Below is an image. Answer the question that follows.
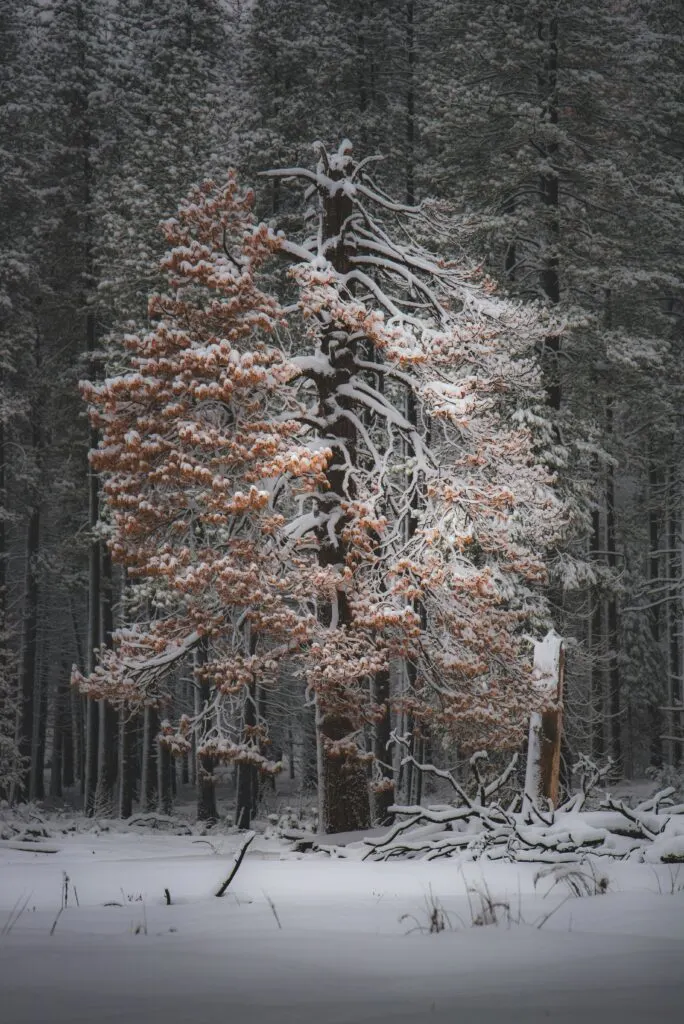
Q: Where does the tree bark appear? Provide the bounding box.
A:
[371,667,394,824]
[591,506,605,761]
[96,547,118,811]
[117,710,135,818]
[667,465,682,765]
[195,642,218,822]
[311,155,371,832]
[157,735,173,815]
[405,1,415,206]
[140,705,159,811]
[18,478,40,801]
[605,396,621,769]
[49,670,70,800]
[648,461,664,767]
[234,680,257,829]
[61,688,75,789]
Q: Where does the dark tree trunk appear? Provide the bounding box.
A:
[591,506,605,761]
[537,15,561,404]
[18,327,43,803]
[196,747,218,819]
[157,736,173,815]
[195,642,218,822]
[84,697,99,815]
[235,681,257,829]
[313,152,372,833]
[301,700,318,791]
[96,547,118,811]
[536,15,565,802]
[62,688,75,789]
[49,669,70,799]
[84,306,100,816]
[255,684,275,811]
[405,1,415,206]
[605,396,621,769]
[648,462,664,767]
[287,721,295,780]
[50,705,63,800]
[117,710,136,818]
[398,389,422,806]
[371,668,394,824]
[18,486,40,801]
[141,705,159,811]
[30,637,48,802]
[68,599,84,789]
[668,466,682,766]
[0,388,5,605]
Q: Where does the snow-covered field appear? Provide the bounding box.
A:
[1,823,683,1024]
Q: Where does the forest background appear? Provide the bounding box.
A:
[0,0,682,825]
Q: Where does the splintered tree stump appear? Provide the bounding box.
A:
[524,632,565,810]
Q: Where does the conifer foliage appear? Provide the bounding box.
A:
[73,175,327,819]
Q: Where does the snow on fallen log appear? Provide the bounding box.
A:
[0,841,61,854]
[357,752,684,864]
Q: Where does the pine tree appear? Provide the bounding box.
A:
[77,144,580,832]
[74,175,326,822]
[266,141,576,828]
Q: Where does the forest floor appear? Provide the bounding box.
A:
[0,810,683,1024]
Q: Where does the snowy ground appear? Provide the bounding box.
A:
[1,825,683,1024]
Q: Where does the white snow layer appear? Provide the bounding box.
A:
[0,828,683,1023]
[532,629,564,696]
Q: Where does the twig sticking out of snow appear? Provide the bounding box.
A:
[263,891,282,929]
[215,831,256,897]
[2,891,33,936]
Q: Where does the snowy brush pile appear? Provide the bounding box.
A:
[351,757,684,865]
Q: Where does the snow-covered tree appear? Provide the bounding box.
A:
[74,175,328,822]
[266,141,576,829]
[78,142,578,831]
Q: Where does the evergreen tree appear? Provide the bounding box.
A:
[78,145,578,831]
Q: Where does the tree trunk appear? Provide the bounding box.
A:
[667,465,682,765]
[49,671,70,800]
[30,648,48,801]
[605,396,621,769]
[311,151,370,833]
[140,705,159,811]
[18,493,40,801]
[405,1,415,206]
[62,688,75,789]
[524,637,565,810]
[117,710,135,818]
[590,506,605,761]
[234,680,257,829]
[195,642,218,822]
[371,667,394,824]
[84,698,98,815]
[84,306,100,815]
[68,600,84,789]
[648,461,664,766]
[301,699,318,791]
[157,736,173,815]
[287,720,295,780]
[96,547,118,811]
[535,15,565,803]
